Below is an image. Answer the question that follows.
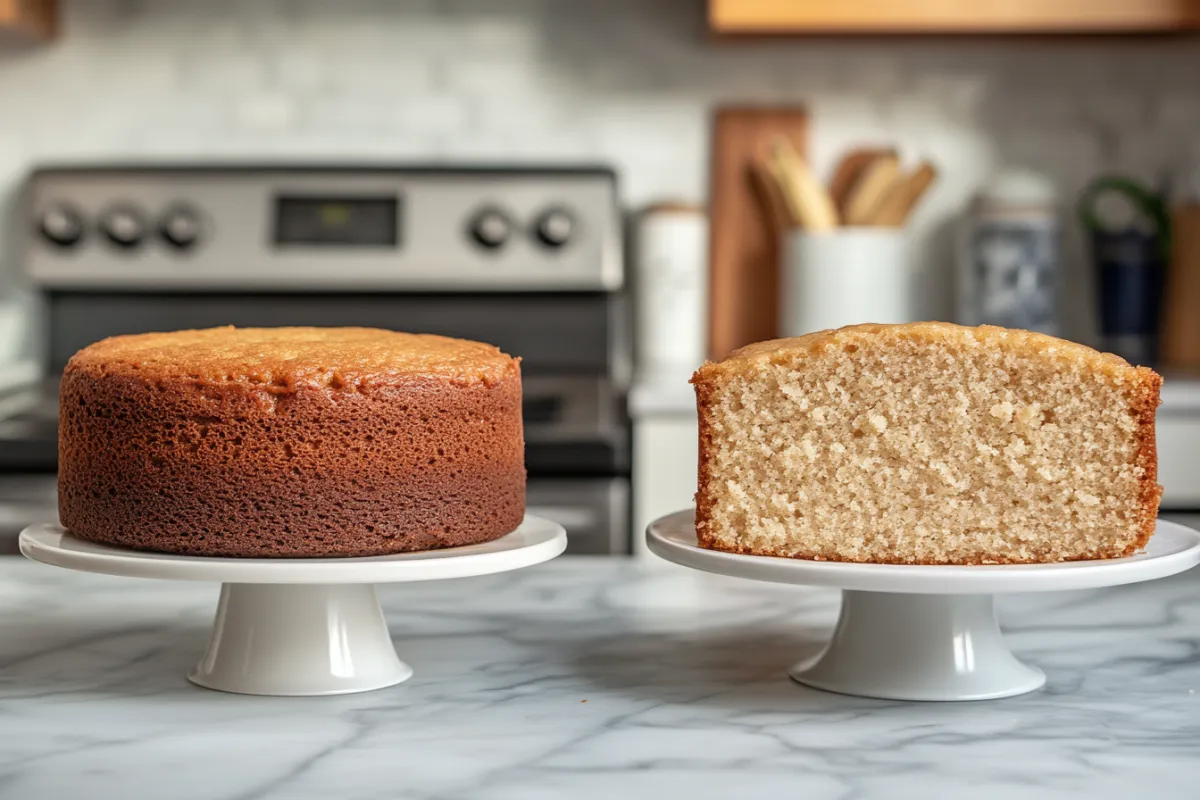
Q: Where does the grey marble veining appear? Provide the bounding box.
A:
[1,557,1199,800]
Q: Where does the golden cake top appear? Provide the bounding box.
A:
[66,326,519,390]
[694,322,1153,386]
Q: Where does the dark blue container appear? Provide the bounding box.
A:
[1091,230,1164,367]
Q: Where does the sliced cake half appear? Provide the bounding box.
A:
[691,322,1162,565]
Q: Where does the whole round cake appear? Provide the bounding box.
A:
[58,326,525,558]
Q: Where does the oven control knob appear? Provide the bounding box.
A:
[38,204,85,248]
[159,205,204,250]
[533,207,575,248]
[101,205,146,248]
[468,207,513,250]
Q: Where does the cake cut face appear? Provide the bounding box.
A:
[59,326,525,558]
[692,322,1162,565]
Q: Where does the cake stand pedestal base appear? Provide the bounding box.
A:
[19,516,567,696]
[788,591,1045,701]
[189,583,412,696]
[647,509,1200,702]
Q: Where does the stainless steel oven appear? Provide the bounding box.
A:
[0,165,631,555]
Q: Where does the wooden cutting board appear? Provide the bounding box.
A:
[1161,204,1200,369]
[707,106,807,360]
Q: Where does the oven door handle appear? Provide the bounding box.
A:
[524,478,629,555]
[524,505,597,531]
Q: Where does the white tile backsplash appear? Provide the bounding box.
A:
[234,92,297,131]
[1,0,1199,339]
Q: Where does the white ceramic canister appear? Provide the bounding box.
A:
[780,228,911,337]
[958,169,1060,335]
[634,203,708,376]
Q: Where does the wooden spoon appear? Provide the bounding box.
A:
[830,147,896,220]
[768,138,839,232]
[867,161,938,227]
[842,152,901,226]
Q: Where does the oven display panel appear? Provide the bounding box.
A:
[273,195,400,247]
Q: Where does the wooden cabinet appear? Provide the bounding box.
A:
[710,0,1200,33]
[0,0,56,45]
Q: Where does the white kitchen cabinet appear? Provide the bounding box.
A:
[632,416,698,557]
[630,381,698,557]
[1157,416,1200,507]
[1158,379,1200,510]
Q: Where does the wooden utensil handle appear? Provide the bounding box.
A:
[868,162,937,227]
[769,139,838,231]
[843,154,900,226]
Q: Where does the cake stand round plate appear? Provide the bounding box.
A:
[20,516,567,697]
[647,510,1200,702]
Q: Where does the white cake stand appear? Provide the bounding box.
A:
[647,510,1200,702]
[20,517,567,697]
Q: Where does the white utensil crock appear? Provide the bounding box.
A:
[780,229,912,337]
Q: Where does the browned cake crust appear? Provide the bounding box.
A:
[58,327,525,558]
[1129,373,1163,557]
[692,323,1163,565]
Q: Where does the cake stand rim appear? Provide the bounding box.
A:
[18,515,567,584]
[646,509,1200,594]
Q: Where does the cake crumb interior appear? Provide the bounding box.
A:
[695,325,1159,565]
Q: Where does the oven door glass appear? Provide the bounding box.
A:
[525,478,629,556]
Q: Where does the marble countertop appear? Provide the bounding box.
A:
[2,556,1199,800]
